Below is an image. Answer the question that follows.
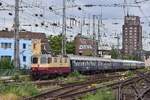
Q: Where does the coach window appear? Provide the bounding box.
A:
[54,57,57,63]
[48,57,52,63]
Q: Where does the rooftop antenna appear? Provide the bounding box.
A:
[123,0,129,16]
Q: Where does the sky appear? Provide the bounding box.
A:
[0,0,150,50]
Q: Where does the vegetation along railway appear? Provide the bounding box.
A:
[31,54,145,79]
[24,71,150,100]
[24,72,126,100]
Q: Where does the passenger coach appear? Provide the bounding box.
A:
[69,55,145,73]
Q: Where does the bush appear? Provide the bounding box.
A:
[0,58,14,69]
[68,71,82,78]
[126,71,134,77]
[0,83,39,97]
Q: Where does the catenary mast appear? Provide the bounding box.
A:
[62,0,66,56]
[14,0,20,68]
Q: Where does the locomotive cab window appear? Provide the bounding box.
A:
[60,58,62,63]
[41,56,47,64]
[54,57,57,63]
[48,57,52,63]
[32,57,38,64]
[64,58,67,63]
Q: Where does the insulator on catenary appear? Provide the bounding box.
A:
[78,7,82,10]
[8,12,13,16]
[40,14,43,17]
[49,6,53,10]
[35,24,38,27]
[41,22,44,26]
[35,14,38,16]
[0,2,2,6]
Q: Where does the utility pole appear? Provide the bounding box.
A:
[88,15,90,35]
[62,0,66,56]
[98,15,102,57]
[80,17,83,35]
[93,15,96,56]
[14,0,20,68]
[93,15,96,40]
[114,34,120,58]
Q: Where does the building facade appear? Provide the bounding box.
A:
[74,34,97,56]
[32,39,42,56]
[0,31,50,69]
[122,16,142,56]
[0,38,32,69]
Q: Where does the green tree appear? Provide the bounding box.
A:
[48,35,75,55]
[66,41,75,54]
[122,54,140,61]
[110,48,118,59]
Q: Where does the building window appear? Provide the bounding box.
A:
[23,43,26,49]
[129,32,132,35]
[1,56,11,60]
[1,43,11,49]
[129,30,132,32]
[23,56,26,62]
[129,36,132,38]
[33,44,36,49]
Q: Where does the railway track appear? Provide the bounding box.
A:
[24,74,126,100]
[51,73,147,100]
[114,71,150,100]
[25,71,150,100]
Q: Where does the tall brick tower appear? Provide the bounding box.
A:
[122,15,142,57]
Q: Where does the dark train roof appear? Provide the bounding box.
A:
[68,55,144,63]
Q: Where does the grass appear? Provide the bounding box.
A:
[68,71,82,78]
[125,70,134,77]
[0,93,21,100]
[57,71,86,84]
[82,88,115,100]
[0,82,39,99]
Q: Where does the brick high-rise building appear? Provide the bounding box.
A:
[122,16,142,56]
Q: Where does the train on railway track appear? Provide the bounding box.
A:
[31,54,145,78]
